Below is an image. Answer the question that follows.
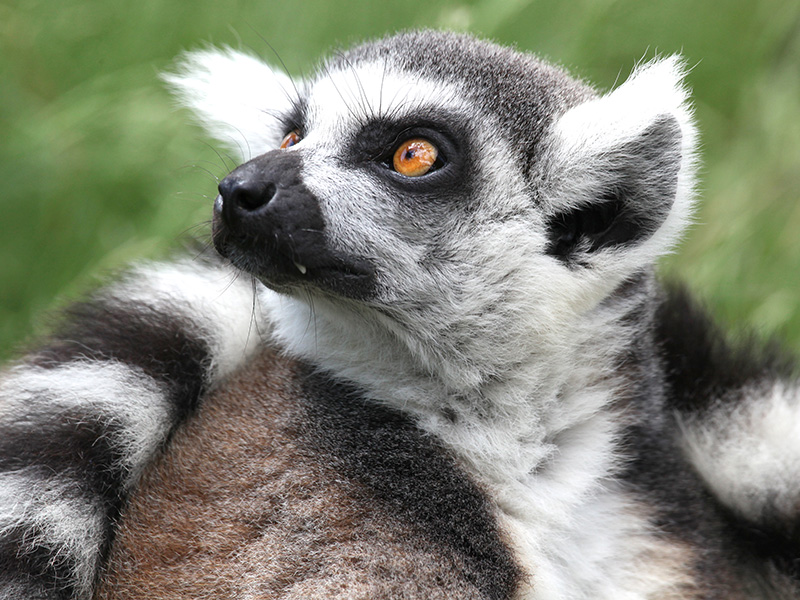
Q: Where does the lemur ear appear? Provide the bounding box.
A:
[543,57,697,264]
[162,48,299,161]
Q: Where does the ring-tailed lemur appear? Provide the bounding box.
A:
[1,30,798,599]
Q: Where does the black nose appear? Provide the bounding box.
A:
[218,172,277,221]
[216,149,309,227]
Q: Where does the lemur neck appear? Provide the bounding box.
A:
[260,278,652,483]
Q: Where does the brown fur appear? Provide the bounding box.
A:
[95,350,490,599]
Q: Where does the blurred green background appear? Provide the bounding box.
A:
[1,0,799,359]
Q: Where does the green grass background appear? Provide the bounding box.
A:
[1,0,799,359]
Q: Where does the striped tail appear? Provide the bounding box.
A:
[0,253,263,599]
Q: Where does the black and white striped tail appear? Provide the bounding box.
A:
[657,287,800,579]
[0,253,261,599]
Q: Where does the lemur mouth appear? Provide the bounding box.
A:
[211,193,376,299]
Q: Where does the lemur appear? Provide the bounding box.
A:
[1,30,798,599]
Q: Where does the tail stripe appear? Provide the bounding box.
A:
[0,256,260,599]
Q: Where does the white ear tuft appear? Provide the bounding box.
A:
[558,56,695,154]
[162,48,299,162]
[544,56,698,267]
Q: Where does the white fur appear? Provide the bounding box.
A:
[0,362,170,597]
[680,380,800,524]
[0,471,104,597]
[113,258,265,380]
[0,362,169,486]
[304,61,469,144]
[163,48,299,161]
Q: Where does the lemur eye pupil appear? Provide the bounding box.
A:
[280,130,301,149]
[393,138,439,177]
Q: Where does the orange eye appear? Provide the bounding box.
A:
[392,138,439,177]
[280,130,301,149]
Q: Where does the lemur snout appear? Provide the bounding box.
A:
[212,150,325,279]
[211,150,376,296]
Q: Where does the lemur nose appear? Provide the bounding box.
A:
[218,174,277,219]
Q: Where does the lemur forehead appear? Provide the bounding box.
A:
[304,61,469,136]
[309,31,596,157]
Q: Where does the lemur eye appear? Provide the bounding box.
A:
[280,130,302,149]
[392,138,440,177]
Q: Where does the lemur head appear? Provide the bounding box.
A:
[167,31,696,389]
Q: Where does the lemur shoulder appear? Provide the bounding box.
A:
[1,30,798,599]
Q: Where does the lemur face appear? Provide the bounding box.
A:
[210,72,474,303]
[170,31,695,374]
[211,33,586,308]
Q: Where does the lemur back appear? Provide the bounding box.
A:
[95,349,519,599]
[1,31,798,599]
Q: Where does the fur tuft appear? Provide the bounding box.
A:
[163,48,299,161]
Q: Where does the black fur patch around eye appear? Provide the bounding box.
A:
[348,112,465,163]
[346,113,471,193]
